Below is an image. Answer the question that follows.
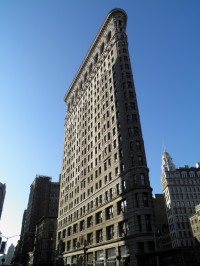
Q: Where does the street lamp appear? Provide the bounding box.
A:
[0,234,20,265]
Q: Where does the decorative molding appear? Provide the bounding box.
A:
[64,9,127,105]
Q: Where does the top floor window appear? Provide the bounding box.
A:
[100,42,104,54]
[189,171,195,178]
[94,53,98,64]
[89,63,93,73]
[181,171,187,178]
[107,31,111,43]
[84,72,87,82]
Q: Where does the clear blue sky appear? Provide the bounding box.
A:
[0,0,200,248]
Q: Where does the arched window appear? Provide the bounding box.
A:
[84,72,87,82]
[100,42,104,54]
[94,53,98,64]
[79,81,82,90]
[89,63,93,73]
[107,31,111,43]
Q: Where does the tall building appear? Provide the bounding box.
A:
[5,244,15,265]
[161,151,200,248]
[20,175,59,264]
[0,183,6,219]
[57,8,155,266]
[12,209,27,264]
[153,194,171,250]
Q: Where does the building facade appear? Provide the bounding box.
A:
[153,194,171,250]
[19,175,59,264]
[57,9,156,266]
[33,216,57,266]
[14,209,27,263]
[161,151,200,248]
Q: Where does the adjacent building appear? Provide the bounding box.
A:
[19,175,59,264]
[190,203,200,244]
[161,151,200,248]
[57,8,156,266]
[153,194,171,250]
[33,216,57,266]
[5,244,15,265]
[0,183,6,219]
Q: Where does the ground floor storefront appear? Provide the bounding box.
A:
[58,245,130,266]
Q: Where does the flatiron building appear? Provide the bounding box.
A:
[57,8,155,266]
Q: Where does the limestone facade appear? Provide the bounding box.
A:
[57,8,155,266]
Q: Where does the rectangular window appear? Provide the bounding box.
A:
[136,140,141,151]
[140,174,145,185]
[67,226,71,236]
[118,221,129,237]
[130,102,136,110]
[73,224,78,234]
[115,167,119,176]
[127,81,132,88]
[106,206,114,220]
[117,199,127,214]
[138,156,143,166]
[87,216,93,228]
[80,220,85,231]
[106,225,114,240]
[67,240,71,251]
[120,163,125,173]
[145,214,152,231]
[96,211,102,224]
[109,172,112,181]
[104,175,108,183]
[121,180,126,191]
[142,192,149,207]
[62,229,66,238]
[134,127,139,136]
[87,233,93,245]
[99,195,102,204]
[73,238,77,249]
[96,229,103,243]
[129,91,133,98]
